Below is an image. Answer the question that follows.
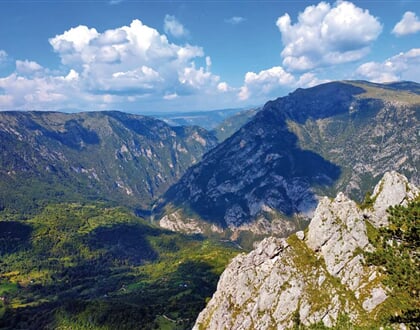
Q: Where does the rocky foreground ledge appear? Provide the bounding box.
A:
[194,172,419,330]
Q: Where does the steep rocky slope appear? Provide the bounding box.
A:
[0,111,217,213]
[157,81,420,242]
[194,171,419,329]
[287,81,420,198]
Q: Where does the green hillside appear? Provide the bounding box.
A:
[0,204,239,329]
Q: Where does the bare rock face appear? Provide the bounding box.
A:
[193,172,418,329]
[367,171,419,227]
[159,212,204,234]
[307,193,369,287]
[158,210,224,235]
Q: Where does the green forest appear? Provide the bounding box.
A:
[0,203,239,329]
[364,195,420,327]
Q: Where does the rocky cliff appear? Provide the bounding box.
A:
[193,171,419,329]
[158,81,420,243]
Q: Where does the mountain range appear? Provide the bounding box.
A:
[0,80,419,329]
[0,111,217,215]
[156,81,420,246]
[155,107,256,132]
[0,81,418,245]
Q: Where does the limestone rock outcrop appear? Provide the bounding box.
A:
[193,172,418,329]
[367,171,419,227]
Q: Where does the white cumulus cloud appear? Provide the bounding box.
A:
[164,15,189,38]
[179,62,220,93]
[238,66,295,101]
[277,1,382,71]
[217,82,233,93]
[356,48,420,82]
[50,25,99,62]
[49,21,213,94]
[392,11,420,36]
[0,19,225,110]
[16,60,43,75]
[296,72,328,88]
[0,71,80,110]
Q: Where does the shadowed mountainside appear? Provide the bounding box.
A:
[157,81,420,244]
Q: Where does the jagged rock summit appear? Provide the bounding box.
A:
[367,171,419,228]
[193,172,419,329]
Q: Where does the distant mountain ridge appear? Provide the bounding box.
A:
[155,108,250,130]
[155,107,260,142]
[0,111,217,214]
[157,80,420,244]
[212,108,260,142]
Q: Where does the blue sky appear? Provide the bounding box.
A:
[0,0,419,113]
